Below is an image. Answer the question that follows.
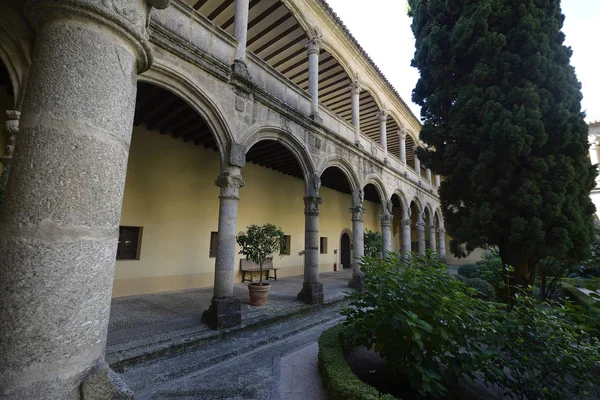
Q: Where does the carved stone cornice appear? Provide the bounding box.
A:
[349,206,366,221]
[304,195,323,214]
[25,0,170,73]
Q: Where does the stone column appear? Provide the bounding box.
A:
[414,146,421,178]
[402,217,412,256]
[203,167,244,329]
[399,130,407,164]
[438,228,447,262]
[0,110,21,186]
[428,224,437,253]
[380,212,392,255]
[417,213,426,256]
[0,1,169,398]
[297,178,324,304]
[435,174,441,188]
[350,82,361,146]
[426,168,432,184]
[233,0,250,65]
[349,188,365,288]
[589,136,599,165]
[307,36,321,121]
[378,110,388,163]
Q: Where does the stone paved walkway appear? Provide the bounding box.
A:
[106,269,353,365]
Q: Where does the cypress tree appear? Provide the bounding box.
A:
[408,0,596,285]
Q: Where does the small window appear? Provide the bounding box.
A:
[320,237,328,254]
[117,226,142,260]
[281,235,291,255]
[209,231,218,258]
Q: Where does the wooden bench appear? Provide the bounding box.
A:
[240,258,278,283]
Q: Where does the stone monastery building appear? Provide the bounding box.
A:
[0,0,450,397]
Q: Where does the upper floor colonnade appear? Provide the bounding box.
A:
[0,0,445,398]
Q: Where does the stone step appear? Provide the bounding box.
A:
[107,296,346,371]
[117,304,345,398]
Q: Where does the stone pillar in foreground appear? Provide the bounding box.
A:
[438,228,447,262]
[0,110,21,187]
[378,110,388,163]
[0,1,169,398]
[298,175,323,304]
[380,201,393,255]
[399,130,407,164]
[203,166,244,329]
[350,81,361,146]
[349,188,365,289]
[428,224,437,253]
[402,215,412,257]
[417,213,426,256]
[306,32,321,122]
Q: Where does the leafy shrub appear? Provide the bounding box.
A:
[457,263,478,278]
[473,254,504,288]
[453,274,468,283]
[562,277,600,291]
[318,325,396,400]
[480,294,600,399]
[364,230,383,258]
[343,253,489,399]
[465,278,495,300]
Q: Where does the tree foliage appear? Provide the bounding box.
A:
[364,229,383,258]
[236,223,285,285]
[409,0,596,286]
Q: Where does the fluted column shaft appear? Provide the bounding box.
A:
[307,38,321,120]
[350,82,361,146]
[234,0,250,63]
[428,224,437,253]
[417,213,426,256]
[0,1,168,397]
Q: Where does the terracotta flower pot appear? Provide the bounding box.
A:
[248,283,271,306]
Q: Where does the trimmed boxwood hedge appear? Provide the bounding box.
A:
[465,278,496,300]
[318,324,397,400]
[562,278,600,291]
[457,263,478,278]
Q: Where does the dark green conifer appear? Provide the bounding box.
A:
[409,0,596,285]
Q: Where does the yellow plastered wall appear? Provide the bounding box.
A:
[113,127,381,297]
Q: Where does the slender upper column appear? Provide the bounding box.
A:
[435,174,441,188]
[0,1,169,398]
[428,224,437,253]
[349,188,365,288]
[298,174,324,304]
[380,201,393,255]
[0,110,20,189]
[426,168,432,184]
[350,82,361,146]
[378,110,388,162]
[307,33,321,121]
[233,0,250,64]
[414,146,421,178]
[417,212,426,255]
[399,130,407,164]
[438,228,447,262]
[590,135,599,165]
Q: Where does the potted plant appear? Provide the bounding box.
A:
[236,223,286,306]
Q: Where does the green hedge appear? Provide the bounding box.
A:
[457,263,478,278]
[562,278,600,291]
[318,324,397,400]
[562,283,599,309]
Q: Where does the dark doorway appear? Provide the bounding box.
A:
[341,232,351,270]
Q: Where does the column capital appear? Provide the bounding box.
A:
[306,37,321,55]
[215,171,245,190]
[349,206,366,222]
[399,130,406,139]
[379,214,392,226]
[25,0,170,73]
[416,221,425,231]
[5,110,20,136]
[377,110,388,122]
[439,227,446,235]
[0,110,21,167]
[349,81,361,96]
[304,195,323,214]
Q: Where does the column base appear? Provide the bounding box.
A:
[202,296,242,330]
[348,274,364,290]
[383,157,389,165]
[297,282,324,304]
[80,361,133,399]
[231,59,252,82]
[311,113,323,125]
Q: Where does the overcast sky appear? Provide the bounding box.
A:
[325,0,600,123]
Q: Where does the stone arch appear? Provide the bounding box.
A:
[424,203,435,224]
[391,189,409,215]
[435,208,444,228]
[140,62,235,166]
[361,174,387,203]
[410,197,423,214]
[241,125,315,189]
[317,157,360,192]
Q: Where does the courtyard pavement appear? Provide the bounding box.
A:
[106,269,353,367]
